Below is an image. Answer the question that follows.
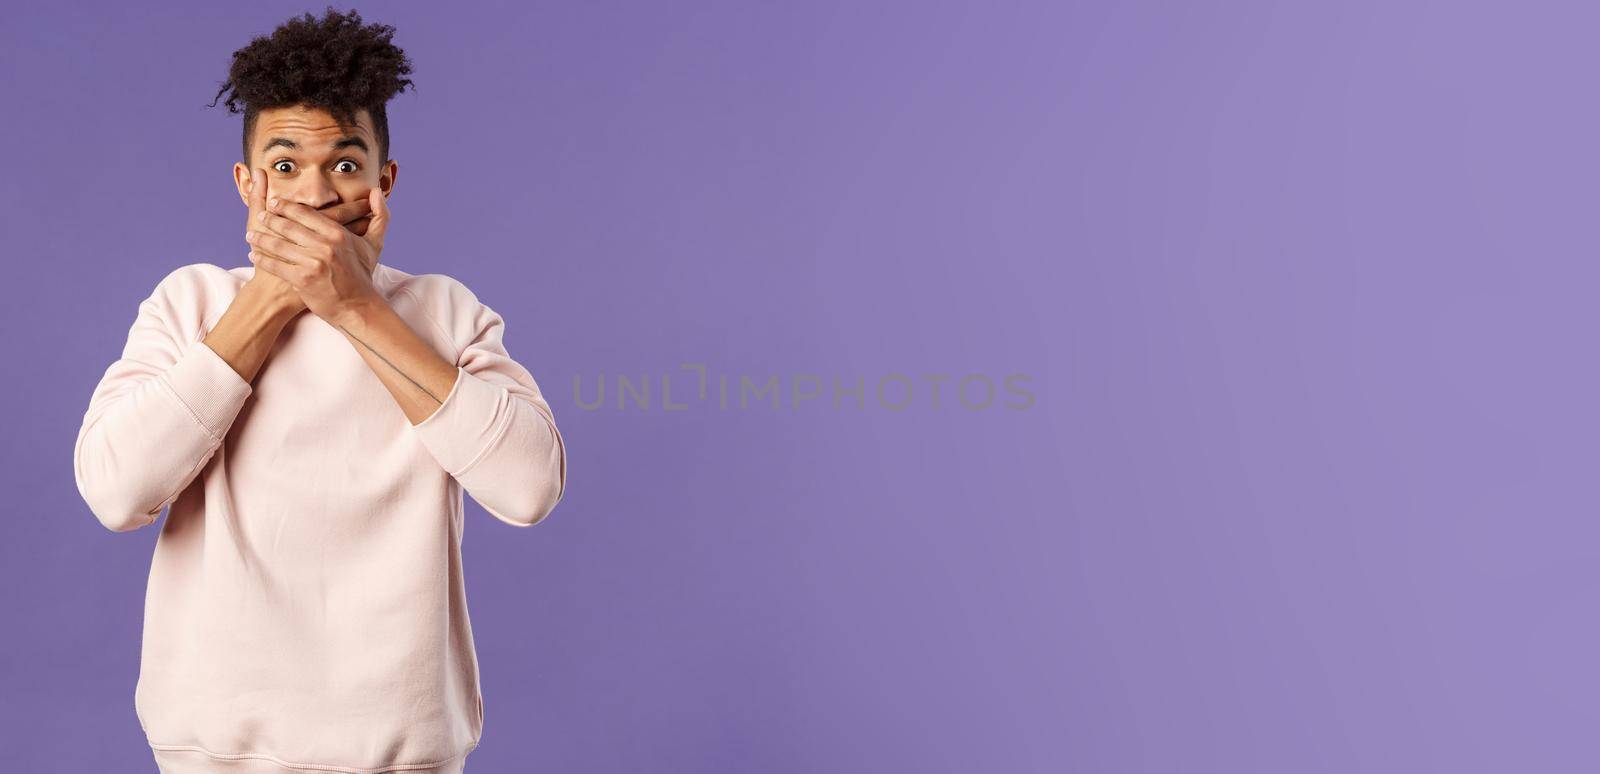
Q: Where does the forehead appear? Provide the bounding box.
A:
[254,106,374,153]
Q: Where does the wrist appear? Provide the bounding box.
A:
[330,291,387,331]
[239,278,303,324]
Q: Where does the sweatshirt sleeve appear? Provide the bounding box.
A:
[406,282,568,527]
[73,265,255,532]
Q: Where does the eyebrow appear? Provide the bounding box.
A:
[262,136,370,156]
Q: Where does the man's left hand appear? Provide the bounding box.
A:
[246,186,391,326]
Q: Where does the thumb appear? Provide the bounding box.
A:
[364,186,390,253]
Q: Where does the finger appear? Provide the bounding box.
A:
[344,215,372,237]
[250,167,266,213]
[247,239,307,277]
[248,249,300,283]
[246,167,263,230]
[255,206,327,249]
[245,167,269,261]
[267,198,346,243]
[246,228,315,268]
[322,197,374,228]
[246,238,301,268]
[364,186,390,253]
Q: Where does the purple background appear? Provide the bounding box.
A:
[2,1,1589,771]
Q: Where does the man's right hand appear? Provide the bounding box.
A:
[243,167,376,317]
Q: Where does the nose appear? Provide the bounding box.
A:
[284,170,340,210]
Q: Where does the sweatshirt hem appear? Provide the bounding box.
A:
[149,740,477,773]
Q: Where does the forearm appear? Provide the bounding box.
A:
[203,281,302,384]
[329,296,460,425]
[331,291,566,526]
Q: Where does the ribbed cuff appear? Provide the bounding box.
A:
[410,367,511,476]
[157,339,254,441]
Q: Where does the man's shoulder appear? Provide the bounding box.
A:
[126,263,245,341]
[378,264,497,351]
[143,262,245,324]
[379,264,489,318]
[381,263,469,298]
[151,261,240,297]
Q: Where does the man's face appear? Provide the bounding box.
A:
[232,104,397,212]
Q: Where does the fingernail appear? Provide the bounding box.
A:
[245,230,254,242]
[258,211,267,222]
[268,197,279,209]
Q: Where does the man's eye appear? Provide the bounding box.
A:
[273,161,294,173]
[336,160,360,173]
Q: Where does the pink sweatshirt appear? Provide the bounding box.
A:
[73,261,568,773]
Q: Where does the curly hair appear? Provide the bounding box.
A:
[208,6,416,166]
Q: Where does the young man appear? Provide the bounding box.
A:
[71,9,567,773]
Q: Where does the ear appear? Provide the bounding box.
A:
[381,159,399,195]
[234,163,252,206]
